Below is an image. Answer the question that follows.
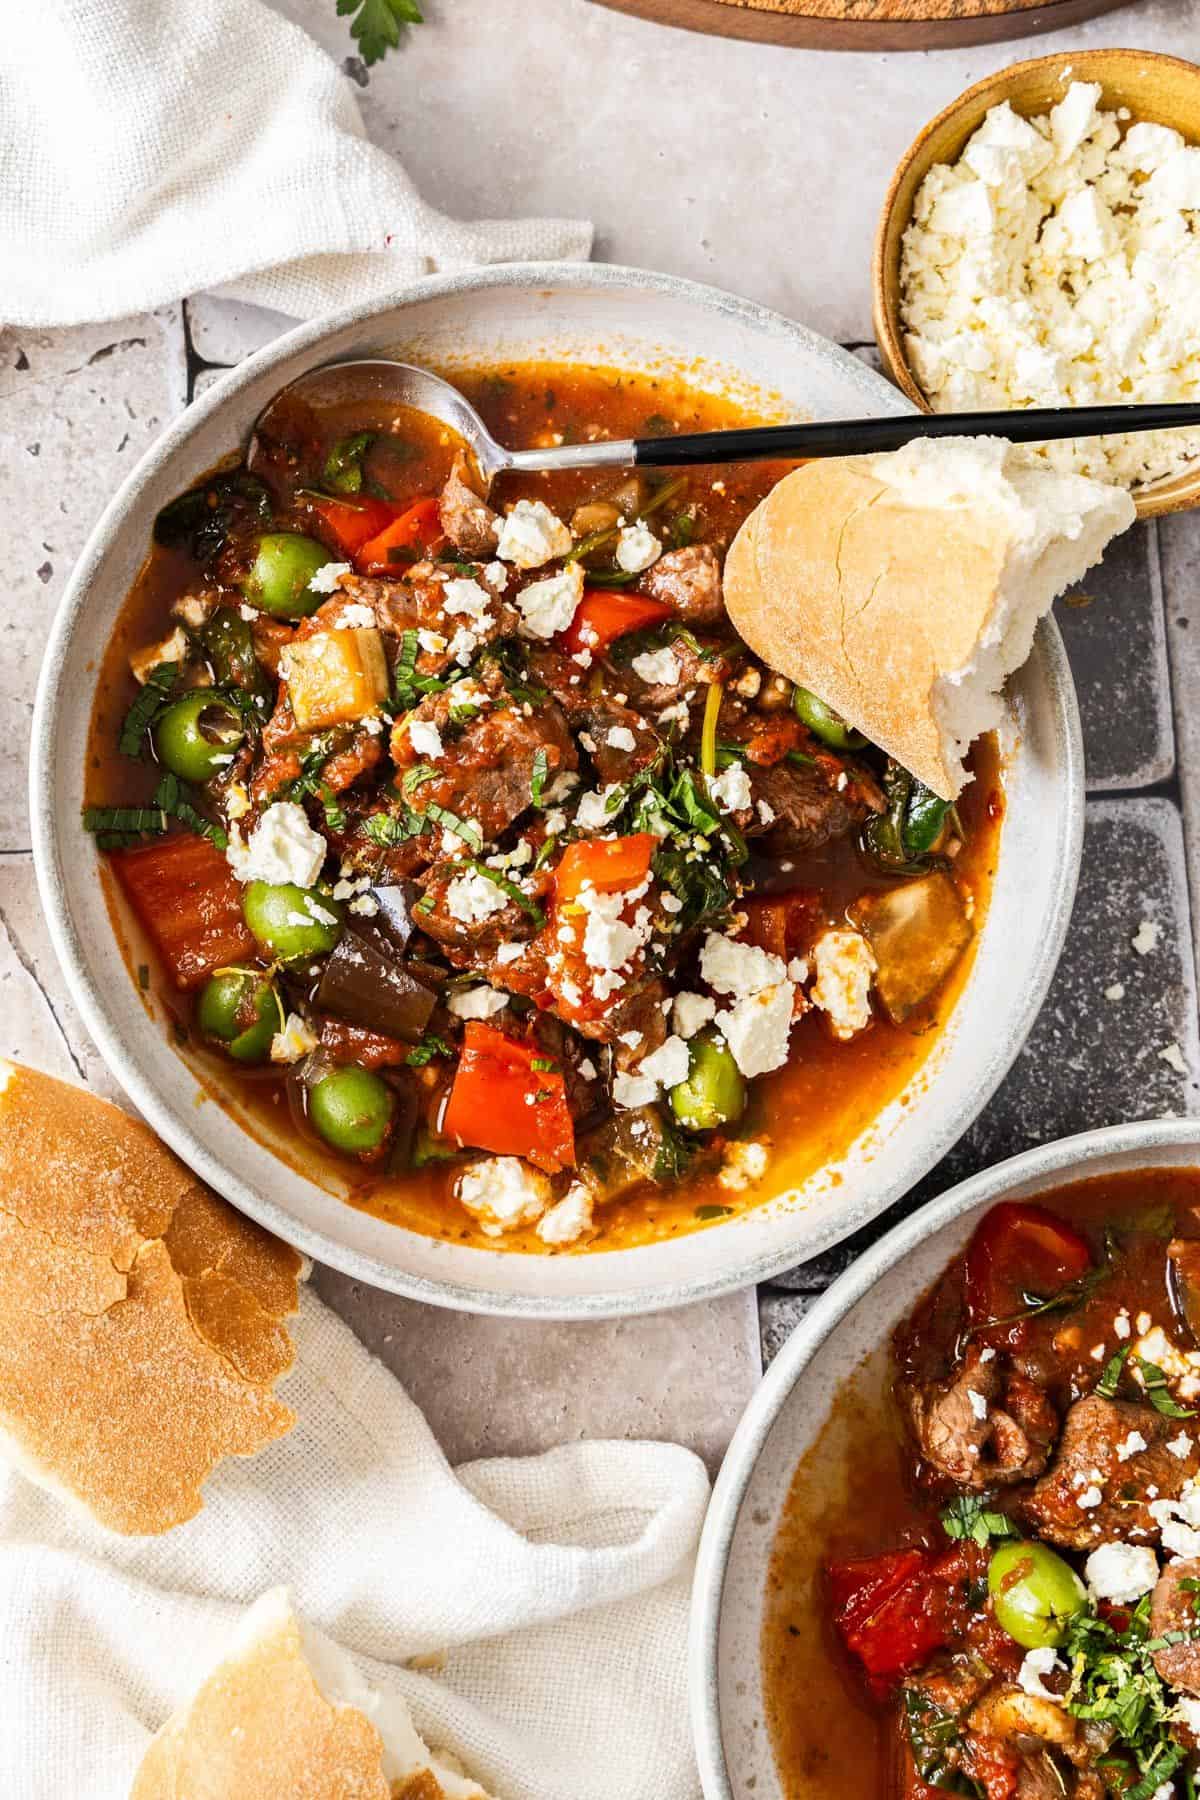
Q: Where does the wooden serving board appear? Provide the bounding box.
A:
[591,0,1134,51]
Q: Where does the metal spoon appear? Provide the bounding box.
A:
[251,357,1200,494]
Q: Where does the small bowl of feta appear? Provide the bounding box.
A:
[874,49,1200,517]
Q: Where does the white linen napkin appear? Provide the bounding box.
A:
[0,1288,709,1799]
[1,0,592,327]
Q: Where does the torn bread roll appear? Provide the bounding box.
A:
[130,1587,496,1800]
[725,437,1134,799]
[0,1058,301,1534]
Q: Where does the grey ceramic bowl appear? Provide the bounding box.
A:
[31,263,1082,1318]
[690,1118,1200,1800]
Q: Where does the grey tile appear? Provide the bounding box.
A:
[758,1290,818,1369]
[1157,509,1200,977]
[310,1266,762,1476]
[1055,521,1174,792]
[773,795,1200,1292]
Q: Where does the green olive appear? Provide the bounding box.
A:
[153,691,245,783]
[988,1541,1087,1650]
[309,1065,395,1153]
[670,1032,747,1133]
[239,533,335,619]
[196,970,280,1064]
[242,881,342,965]
[792,684,866,751]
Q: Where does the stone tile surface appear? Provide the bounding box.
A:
[312,1265,761,1476]
[1055,521,1174,792]
[271,0,1199,345]
[1158,510,1200,976]
[0,312,187,851]
[770,796,1200,1298]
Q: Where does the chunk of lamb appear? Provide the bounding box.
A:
[902,1350,1058,1489]
[1151,1556,1200,1693]
[627,634,734,712]
[640,544,724,625]
[335,565,518,656]
[438,454,500,557]
[750,759,876,855]
[561,697,661,785]
[1022,1395,1200,1550]
[417,856,550,956]
[393,693,577,845]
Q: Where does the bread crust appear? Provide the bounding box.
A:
[724,459,1012,798]
[0,1060,301,1534]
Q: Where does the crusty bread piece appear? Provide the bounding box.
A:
[130,1587,495,1800]
[725,437,1135,799]
[0,1059,302,1534]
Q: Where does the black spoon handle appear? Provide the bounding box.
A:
[631,402,1200,467]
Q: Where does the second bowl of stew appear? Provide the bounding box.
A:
[693,1118,1200,1800]
[33,265,1082,1315]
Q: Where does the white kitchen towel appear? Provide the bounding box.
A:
[1,0,592,327]
[0,1288,710,1800]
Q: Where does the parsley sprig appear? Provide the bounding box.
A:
[336,0,422,66]
[939,1495,1018,1549]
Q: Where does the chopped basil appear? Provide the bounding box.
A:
[406,1034,452,1068]
[423,802,482,854]
[321,431,375,496]
[83,801,168,849]
[1135,1356,1197,1418]
[463,860,545,930]
[530,748,549,808]
[1096,1344,1132,1400]
[939,1495,1018,1548]
[119,662,179,758]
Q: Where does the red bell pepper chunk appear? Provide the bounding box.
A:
[442,1022,575,1174]
[964,1201,1093,1341]
[307,495,402,561]
[741,889,820,963]
[554,833,658,904]
[356,496,443,574]
[556,590,672,656]
[109,833,254,992]
[827,1548,948,1692]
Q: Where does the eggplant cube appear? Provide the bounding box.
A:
[284,628,389,732]
[853,871,973,1024]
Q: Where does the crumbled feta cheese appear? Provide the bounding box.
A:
[270,1012,317,1064]
[708,762,753,814]
[418,627,448,654]
[639,1035,691,1090]
[716,983,794,1079]
[967,1389,989,1421]
[226,801,327,888]
[1017,1647,1064,1703]
[1114,1310,1131,1340]
[1168,1432,1194,1459]
[537,1182,594,1246]
[225,782,251,822]
[810,929,876,1041]
[614,522,662,573]
[901,83,1200,488]
[574,787,621,832]
[631,647,681,687]
[1133,918,1161,955]
[446,986,509,1020]
[515,561,584,640]
[444,869,508,925]
[495,499,572,569]
[407,719,444,760]
[334,600,376,628]
[484,560,509,592]
[1077,1485,1103,1510]
[673,991,717,1039]
[494,941,526,966]
[581,893,641,973]
[613,1069,657,1109]
[718,1139,769,1192]
[1085,1541,1159,1604]
[1116,1430,1149,1463]
[756,798,776,827]
[605,725,638,752]
[700,932,788,999]
[457,1156,551,1236]
[306,560,351,596]
[441,577,493,626]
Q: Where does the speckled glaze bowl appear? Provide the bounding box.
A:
[31,264,1082,1318]
[874,49,1200,522]
[690,1119,1200,1800]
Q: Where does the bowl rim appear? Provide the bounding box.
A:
[688,1113,1200,1799]
[30,259,1082,1317]
[871,45,1200,523]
